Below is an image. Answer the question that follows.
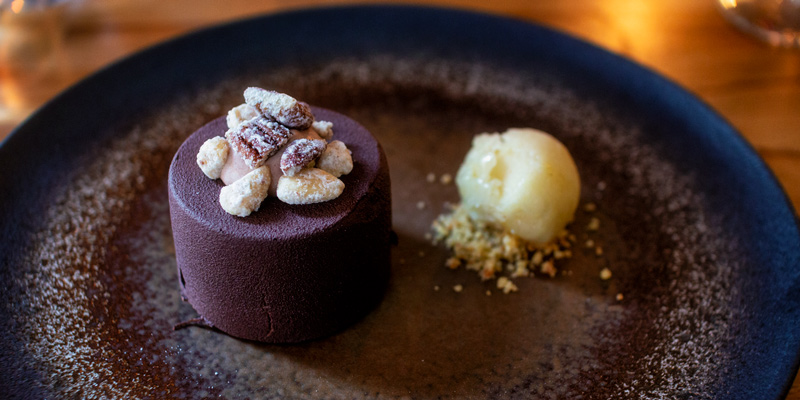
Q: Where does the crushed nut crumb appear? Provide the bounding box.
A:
[496,276,518,294]
[445,257,461,269]
[453,284,463,293]
[600,267,612,280]
[583,202,597,212]
[416,201,426,210]
[540,260,557,278]
[440,173,453,185]
[587,217,600,231]
[426,172,436,183]
[431,204,573,287]
[616,293,624,301]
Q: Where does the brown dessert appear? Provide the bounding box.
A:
[168,89,392,342]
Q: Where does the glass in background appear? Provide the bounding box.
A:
[717,0,800,48]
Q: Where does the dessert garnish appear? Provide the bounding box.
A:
[243,87,314,129]
[195,88,354,216]
[226,115,292,169]
[280,138,327,176]
[432,128,581,291]
[219,166,271,217]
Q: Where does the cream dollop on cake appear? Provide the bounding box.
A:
[456,128,580,245]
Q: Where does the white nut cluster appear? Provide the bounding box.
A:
[226,103,259,130]
[317,140,353,178]
[275,132,352,204]
[196,136,230,179]
[312,120,334,140]
[219,166,271,217]
[197,89,356,215]
[277,168,344,205]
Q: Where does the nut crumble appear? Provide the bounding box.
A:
[431,204,576,290]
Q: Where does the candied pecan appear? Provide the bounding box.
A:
[225,115,291,168]
[280,138,327,176]
[243,87,314,130]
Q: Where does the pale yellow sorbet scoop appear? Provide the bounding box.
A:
[456,128,580,245]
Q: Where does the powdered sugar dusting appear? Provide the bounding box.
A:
[5,56,746,398]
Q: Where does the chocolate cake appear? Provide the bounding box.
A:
[168,106,391,343]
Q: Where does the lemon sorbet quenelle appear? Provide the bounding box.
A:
[433,128,581,289]
[168,88,392,343]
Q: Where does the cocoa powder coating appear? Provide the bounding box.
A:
[168,107,392,343]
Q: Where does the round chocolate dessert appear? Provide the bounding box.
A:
[168,107,391,343]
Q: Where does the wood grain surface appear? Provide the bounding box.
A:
[1,0,798,397]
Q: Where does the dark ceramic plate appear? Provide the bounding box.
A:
[2,5,799,399]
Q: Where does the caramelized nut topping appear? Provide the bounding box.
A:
[280,138,327,176]
[311,120,334,140]
[198,87,355,213]
[226,103,259,130]
[317,140,353,178]
[276,168,344,204]
[225,115,291,168]
[219,166,271,217]
[244,87,314,130]
[196,136,229,179]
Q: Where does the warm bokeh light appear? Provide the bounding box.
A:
[589,0,665,59]
[10,0,25,14]
[0,88,24,121]
[719,0,738,9]
[1,0,69,123]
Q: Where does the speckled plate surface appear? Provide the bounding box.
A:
[2,5,800,399]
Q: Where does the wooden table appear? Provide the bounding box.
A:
[2,0,799,397]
